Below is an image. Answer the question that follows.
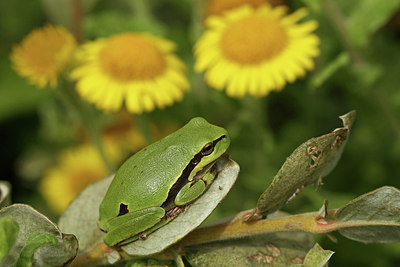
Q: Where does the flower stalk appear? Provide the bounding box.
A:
[56,81,115,172]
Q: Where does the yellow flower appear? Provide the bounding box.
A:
[10,24,77,88]
[102,113,179,154]
[102,114,146,153]
[40,144,119,214]
[70,33,189,114]
[205,0,286,17]
[194,5,320,98]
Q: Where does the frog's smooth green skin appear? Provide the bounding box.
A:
[98,117,230,246]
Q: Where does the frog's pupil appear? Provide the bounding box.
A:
[201,142,214,156]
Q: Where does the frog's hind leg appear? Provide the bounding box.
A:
[103,207,165,246]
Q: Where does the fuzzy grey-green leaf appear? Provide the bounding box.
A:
[0,204,78,267]
[58,175,113,253]
[0,217,19,262]
[16,232,57,267]
[121,155,239,256]
[256,111,355,216]
[185,231,314,267]
[336,186,400,243]
[296,243,334,267]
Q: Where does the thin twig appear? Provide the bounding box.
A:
[322,0,362,65]
[56,82,115,172]
[71,0,84,43]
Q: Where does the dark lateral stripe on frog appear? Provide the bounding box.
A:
[160,135,227,210]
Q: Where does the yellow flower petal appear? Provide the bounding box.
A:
[40,144,119,214]
[70,33,189,114]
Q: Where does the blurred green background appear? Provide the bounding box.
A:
[1,0,400,266]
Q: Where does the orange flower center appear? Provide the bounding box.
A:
[99,33,166,81]
[20,26,73,74]
[221,14,288,64]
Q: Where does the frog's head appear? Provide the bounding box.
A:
[184,117,230,181]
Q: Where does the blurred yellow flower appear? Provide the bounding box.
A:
[102,113,179,154]
[10,24,77,88]
[205,0,286,17]
[70,33,189,114]
[102,115,146,153]
[194,5,320,98]
[40,144,119,214]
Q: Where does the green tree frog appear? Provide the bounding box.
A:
[98,117,230,246]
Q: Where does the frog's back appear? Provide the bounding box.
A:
[99,118,227,221]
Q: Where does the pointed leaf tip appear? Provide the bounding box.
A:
[0,204,78,266]
[298,243,334,267]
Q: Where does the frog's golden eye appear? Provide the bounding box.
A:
[201,142,214,156]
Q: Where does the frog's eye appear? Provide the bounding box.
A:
[201,142,214,156]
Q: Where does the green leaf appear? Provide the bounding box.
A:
[15,232,57,267]
[298,243,334,267]
[255,111,356,216]
[0,181,11,208]
[336,186,400,243]
[0,217,19,262]
[122,155,240,256]
[310,52,350,88]
[347,0,400,47]
[185,231,314,266]
[0,204,78,266]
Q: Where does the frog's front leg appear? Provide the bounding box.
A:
[103,207,165,246]
[175,172,216,206]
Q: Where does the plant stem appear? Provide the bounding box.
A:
[56,82,114,172]
[134,114,153,145]
[72,206,386,265]
[322,0,362,65]
[173,209,338,249]
[86,114,115,172]
[71,0,84,43]
[128,0,152,19]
